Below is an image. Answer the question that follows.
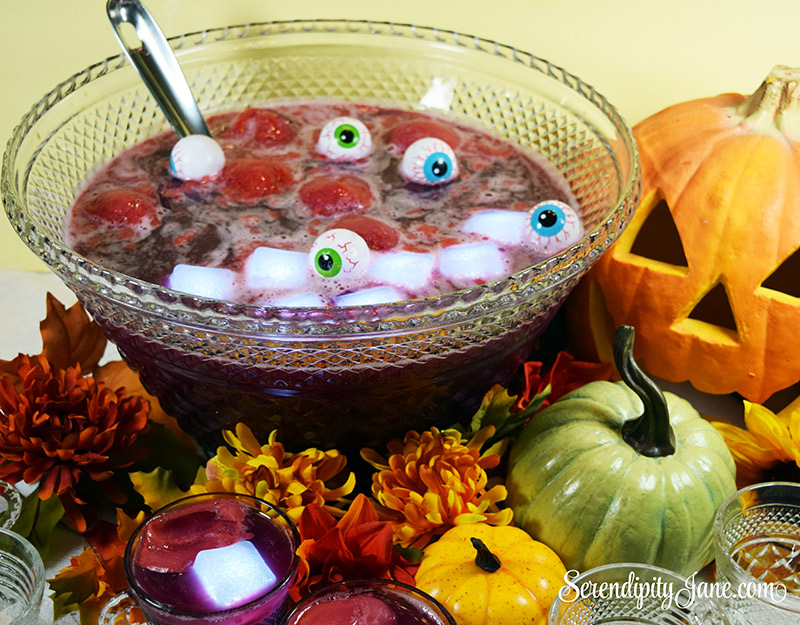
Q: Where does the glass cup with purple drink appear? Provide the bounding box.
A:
[100,492,299,625]
[281,579,456,625]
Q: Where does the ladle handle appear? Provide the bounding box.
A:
[106,0,210,138]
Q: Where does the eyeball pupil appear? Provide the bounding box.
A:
[538,210,558,228]
[318,253,335,271]
[335,125,359,148]
[431,158,448,177]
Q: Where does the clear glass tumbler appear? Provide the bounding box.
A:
[0,528,45,625]
[548,562,725,625]
[714,481,800,624]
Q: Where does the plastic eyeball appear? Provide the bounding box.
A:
[309,228,371,282]
[170,134,226,181]
[316,117,373,162]
[526,200,584,254]
[399,137,459,186]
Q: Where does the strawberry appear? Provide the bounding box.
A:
[299,175,374,216]
[220,158,295,202]
[220,108,295,146]
[386,118,461,151]
[328,215,399,251]
[134,498,248,573]
[78,188,160,227]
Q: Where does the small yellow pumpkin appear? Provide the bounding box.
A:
[414,523,566,625]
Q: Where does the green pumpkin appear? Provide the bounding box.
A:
[506,326,736,576]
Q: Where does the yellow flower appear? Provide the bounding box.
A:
[361,426,512,549]
[712,395,800,487]
[191,424,356,523]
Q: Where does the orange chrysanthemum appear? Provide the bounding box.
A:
[713,396,800,488]
[361,426,512,549]
[191,423,356,523]
[0,354,150,531]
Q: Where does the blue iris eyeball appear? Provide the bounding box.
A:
[399,137,459,186]
[526,200,584,255]
[316,117,373,162]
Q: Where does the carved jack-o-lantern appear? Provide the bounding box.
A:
[566,66,800,403]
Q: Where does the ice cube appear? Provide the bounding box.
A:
[438,242,509,289]
[244,247,310,291]
[334,286,406,307]
[167,264,237,300]
[367,251,436,295]
[270,292,329,308]
[191,540,276,609]
[462,209,530,247]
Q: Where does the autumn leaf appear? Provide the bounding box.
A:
[39,293,107,374]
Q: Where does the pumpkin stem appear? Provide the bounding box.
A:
[614,326,676,457]
[471,537,502,573]
[738,65,800,138]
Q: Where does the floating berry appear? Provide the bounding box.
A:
[220,158,295,202]
[134,498,248,573]
[387,118,461,151]
[170,134,226,181]
[299,175,374,216]
[78,188,160,227]
[328,215,399,251]
[220,108,296,146]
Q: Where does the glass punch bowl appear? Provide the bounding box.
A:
[2,20,640,455]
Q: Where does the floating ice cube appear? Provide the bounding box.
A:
[462,209,530,247]
[438,242,509,289]
[167,264,237,300]
[270,292,329,308]
[191,540,276,610]
[244,247,310,291]
[334,286,406,307]
[368,251,436,294]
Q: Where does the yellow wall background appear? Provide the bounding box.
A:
[3,0,800,271]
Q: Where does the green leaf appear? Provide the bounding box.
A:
[128,422,203,487]
[129,467,187,512]
[13,493,65,559]
[393,544,425,564]
[454,384,553,449]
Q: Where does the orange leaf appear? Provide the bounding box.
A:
[39,293,107,374]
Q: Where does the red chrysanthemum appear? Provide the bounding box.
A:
[0,354,150,531]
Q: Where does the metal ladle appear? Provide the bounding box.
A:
[107,0,210,138]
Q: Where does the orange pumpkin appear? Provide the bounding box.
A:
[566,65,800,403]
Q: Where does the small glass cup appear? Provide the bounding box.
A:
[714,481,800,624]
[281,579,456,625]
[100,492,300,625]
[0,480,22,529]
[0,528,45,625]
[548,562,725,625]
